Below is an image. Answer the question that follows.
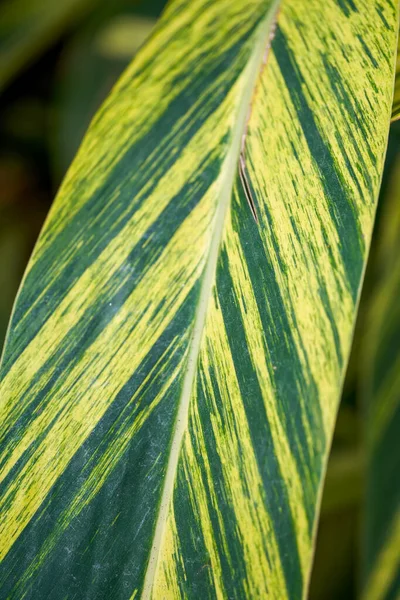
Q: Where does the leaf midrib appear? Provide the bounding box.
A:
[141,4,279,597]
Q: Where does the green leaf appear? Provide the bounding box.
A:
[361,149,400,600]
[0,0,397,598]
[0,0,98,91]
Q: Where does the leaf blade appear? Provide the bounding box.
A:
[0,0,397,599]
[151,1,399,597]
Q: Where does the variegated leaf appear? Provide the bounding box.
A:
[0,0,397,598]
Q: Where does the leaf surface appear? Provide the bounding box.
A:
[0,0,397,598]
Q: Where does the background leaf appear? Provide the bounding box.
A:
[0,0,101,91]
[361,137,400,600]
[52,2,157,178]
[391,36,400,121]
[309,121,400,600]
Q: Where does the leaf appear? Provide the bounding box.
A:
[0,0,397,598]
[0,0,98,91]
[361,150,400,600]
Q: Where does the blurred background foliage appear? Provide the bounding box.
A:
[0,1,398,598]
